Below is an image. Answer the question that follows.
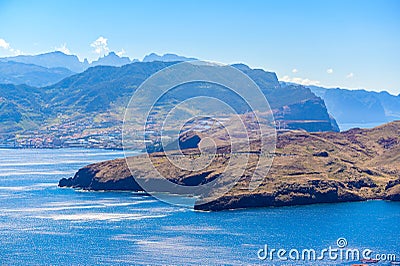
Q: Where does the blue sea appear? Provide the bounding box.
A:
[0,149,399,265]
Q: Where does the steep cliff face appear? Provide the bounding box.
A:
[59,158,142,191]
[195,180,365,211]
[309,85,400,124]
[236,66,339,132]
[60,121,400,210]
[273,96,340,132]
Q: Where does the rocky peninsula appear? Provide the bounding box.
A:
[59,121,400,211]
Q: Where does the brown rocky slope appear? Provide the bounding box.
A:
[59,121,400,211]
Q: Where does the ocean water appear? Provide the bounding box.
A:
[0,149,399,265]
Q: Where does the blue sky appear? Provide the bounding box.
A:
[0,0,399,94]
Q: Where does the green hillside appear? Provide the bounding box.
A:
[0,61,339,148]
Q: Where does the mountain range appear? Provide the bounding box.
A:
[0,61,74,87]
[308,85,400,126]
[1,51,398,148]
[0,60,339,148]
[142,53,196,62]
[0,51,86,72]
[0,51,197,87]
[0,51,197,73]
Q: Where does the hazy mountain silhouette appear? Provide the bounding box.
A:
[0,51,86,72]
[0,61,74,87]
[90,52,132,67]
[308,85,400,124]
[142,53,197,62]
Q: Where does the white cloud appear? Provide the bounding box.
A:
[0,38,10,49]
[346,72,354,79]
[0,38,22,55]
[116,48,126,57]
[326,68,333,74]
[292,68,298,73]
[281,75,321,86]
[55,43,71,54]
[9,48,22,55]
[91,36,109,55]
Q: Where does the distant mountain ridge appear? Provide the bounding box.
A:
[0,51,197,73]
[0,51,86,72]
[0,61,74,87]
[0,51,199,88]
[306,85,400,126]
[90,52,133,67]
[142,53,197,62]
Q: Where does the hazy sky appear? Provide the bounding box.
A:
[0,0,399,94]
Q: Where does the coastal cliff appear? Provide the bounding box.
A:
[59,121,400,211]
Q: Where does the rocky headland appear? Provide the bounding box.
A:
[59,121,400,211]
